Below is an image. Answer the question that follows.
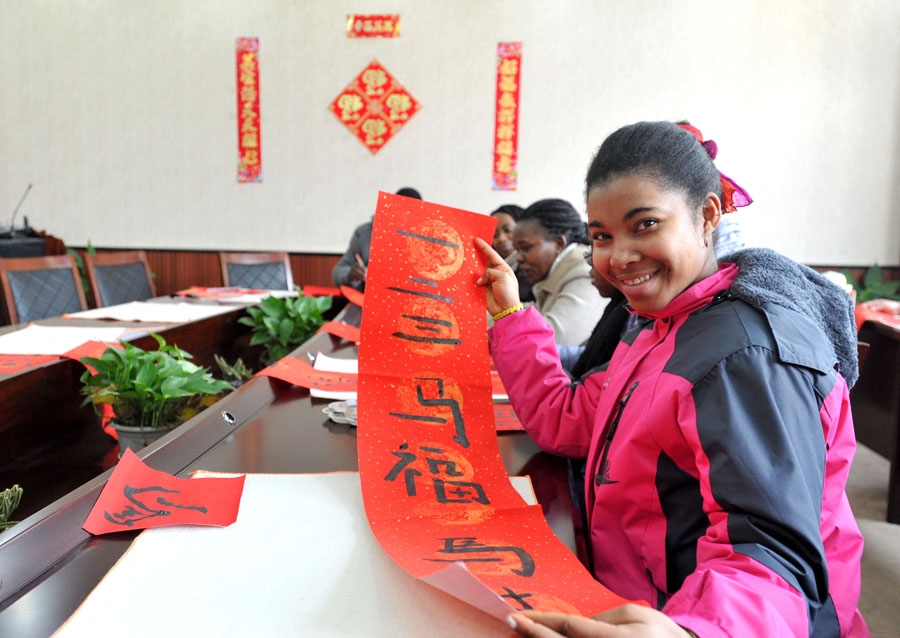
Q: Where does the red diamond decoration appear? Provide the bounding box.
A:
[328,59,421,155]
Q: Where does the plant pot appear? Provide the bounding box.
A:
[113,422,178,457]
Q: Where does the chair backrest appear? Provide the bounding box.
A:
[0,255,88,324]
[84,250,155,307]
[219,252,293,290]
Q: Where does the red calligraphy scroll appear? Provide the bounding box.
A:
[492,42,521,191]
[357,192,632,624]
[328,60,420,155]
[236,37,262,183]
[255,356,358,393]
[346,14,401,38]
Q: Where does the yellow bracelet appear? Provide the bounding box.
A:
[492,303,524,322]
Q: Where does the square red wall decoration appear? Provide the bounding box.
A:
[328,60,420,155]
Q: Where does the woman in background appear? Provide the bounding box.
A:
[490,204,533,302]
[512,199,606,346]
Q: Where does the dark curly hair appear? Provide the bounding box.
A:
[519,198,590,245]
[585,121,721,210]
[490,204,525,221]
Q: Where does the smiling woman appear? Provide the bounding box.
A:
[480,121,867,638]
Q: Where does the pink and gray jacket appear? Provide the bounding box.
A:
[490,249,868,637]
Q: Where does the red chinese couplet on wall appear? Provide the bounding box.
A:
[357,192,633,622]
[493,42,521,191]
[346,14,401,38]
[235,37,262,183]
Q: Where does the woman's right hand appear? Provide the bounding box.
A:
[475,237,521,317]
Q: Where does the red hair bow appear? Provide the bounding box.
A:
[677,124,752,213]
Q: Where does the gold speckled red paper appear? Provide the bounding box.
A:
[357,191,632,620]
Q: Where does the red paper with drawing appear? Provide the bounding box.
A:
[255,356,358,392]
[83,448,245,535]
[357,191,632,620]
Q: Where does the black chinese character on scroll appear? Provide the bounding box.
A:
[384,444,489,504]
[423,537,535,577]
[500,587,534,610]
[104,485,207,527]
[387,229,460,304]
[433,479,489,504]
[393,314,461,346]
[389,377,469,448]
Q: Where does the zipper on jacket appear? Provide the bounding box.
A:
[594,381,639,486]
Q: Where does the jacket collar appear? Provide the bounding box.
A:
[532,243,590,297]
[630,262,739,321]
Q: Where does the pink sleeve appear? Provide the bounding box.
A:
[489,306,602,457]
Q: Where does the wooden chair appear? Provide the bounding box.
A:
[851,321,900,523]
[218,252,293,290]
[0,255,87,324]
[84,250,155,307]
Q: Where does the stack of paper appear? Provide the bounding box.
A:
[0,324,128,355]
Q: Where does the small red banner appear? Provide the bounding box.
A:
[175,286,265,299]
[236,37,262,183]
[346,14,401,38]
[493,405,524,431]
[492,42,521,191]
[83,448,245,535]
[328,60,420,155]
[0,354,58,375]
[317,321,361,344]
[255,356,358,393]
[340,285,365,307]
[302,285,342,297]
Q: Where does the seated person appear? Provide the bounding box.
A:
[512,198,607,346]
[332,187,421,290]
[490,204,533,302]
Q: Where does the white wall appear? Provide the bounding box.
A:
[1,0,898,265]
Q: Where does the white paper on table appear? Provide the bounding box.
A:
[212,289,299,305]
[310,352,359,400]
[54,472,536,638]
[65,301,234,323]
[0,324,129,355]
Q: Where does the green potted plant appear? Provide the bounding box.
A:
[844,265,900,302]
[0,484,23,533]
[215,354,254,387]
[80,333,233,454]
[239,292,332,366]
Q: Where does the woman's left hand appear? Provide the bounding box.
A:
[508,604,695,637]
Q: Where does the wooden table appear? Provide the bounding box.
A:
[0,299,263,520]
[0,304,577,637]
[852,319,900,523]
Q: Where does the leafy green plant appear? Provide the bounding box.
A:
[215,354,254,385]
[238,293,332,366]
[79,333,233,430]
[844,265,900,302]
[0,484,23,532]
